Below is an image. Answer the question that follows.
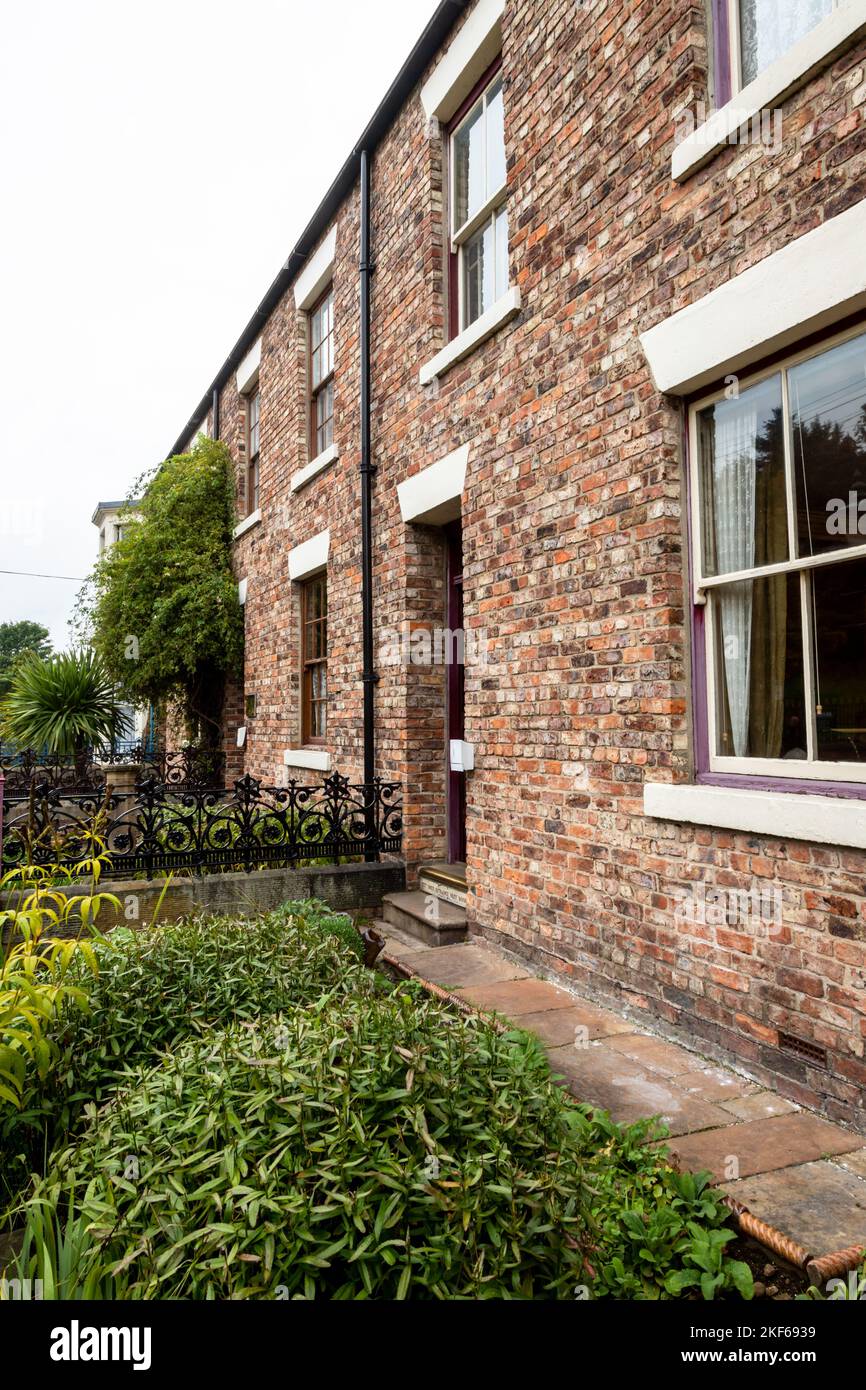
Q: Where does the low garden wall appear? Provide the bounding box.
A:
[1,861,405,935]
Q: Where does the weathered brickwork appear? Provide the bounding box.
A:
[196,0,866,1126]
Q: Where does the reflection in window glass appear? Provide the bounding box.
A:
[812,557,866,762]
[462,206,509,326]
[713,571,806,760]
[698,374,787,579]
[453,98,485,230]
[790,331,866,558]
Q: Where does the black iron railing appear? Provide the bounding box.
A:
[0,773,403,877]
[0,743,224,795]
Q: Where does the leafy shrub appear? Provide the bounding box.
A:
[577,1110,752,1300]
[12,992,593,1300]
[272,898,363,962]
[1,906,364,1189]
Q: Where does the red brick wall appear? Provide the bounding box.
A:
[206,0,866,1126]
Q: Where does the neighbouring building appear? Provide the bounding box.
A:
[166,0,866,1127]
[91,496,150,750]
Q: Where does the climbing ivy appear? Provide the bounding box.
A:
[78,438,243,740]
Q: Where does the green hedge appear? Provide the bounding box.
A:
[0,903,363,1198]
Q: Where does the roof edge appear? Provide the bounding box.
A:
[166,0,468,460]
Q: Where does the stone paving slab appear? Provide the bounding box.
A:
[673,1066,757,1104]
[456,977,576,1017]
[829,1147,866,1180]
[547,1041,731,1136]
[719,1092,800,1122]
[514,1003,634,1046]
[384,936,866,1255]
[666,1113,863,1183]
[404,943,530,990]
[726,1161,866,1256]
[605,1033,707,1078]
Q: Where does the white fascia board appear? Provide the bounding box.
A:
[644,782,866,851]
[236,339,262,395]
[419,286,521,385]
[283,748,331,772]
[294,225,338,312]
[291,443,338,494]
[639,197,866,396]
[672,2,866,182]
[397,444,469,525]
[288,527,330,581]
[420,0,504,122]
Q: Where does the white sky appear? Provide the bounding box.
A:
[0,0,439,649]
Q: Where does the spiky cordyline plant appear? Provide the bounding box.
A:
[0,649,129,757]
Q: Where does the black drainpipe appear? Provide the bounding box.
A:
[359,148,377,799]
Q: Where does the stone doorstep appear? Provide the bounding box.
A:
[384,935,866,1260]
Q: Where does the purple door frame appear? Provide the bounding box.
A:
[445,521,466,863]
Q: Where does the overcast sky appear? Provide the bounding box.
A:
[0,0,438,649]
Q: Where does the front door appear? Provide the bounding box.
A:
[445,521,466,863]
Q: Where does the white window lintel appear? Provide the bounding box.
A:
[639,196,866,396]
[288,527,330,581]
[236,339,262,395]
[420,0,504,122]
[398,443,469,525]
[294,226,338,313]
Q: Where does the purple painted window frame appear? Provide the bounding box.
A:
[711,0,734,107]
[684,319,866,803]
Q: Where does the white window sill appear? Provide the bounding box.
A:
[233,508,261,540]
[419,286,521,385]
[283,748,330,773]
[672,2,866,182]
[291,443,338,494]
[644,781,866,851]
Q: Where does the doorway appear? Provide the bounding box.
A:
[445,520,466,864]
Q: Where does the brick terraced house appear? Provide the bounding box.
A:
[168,0,866,1126]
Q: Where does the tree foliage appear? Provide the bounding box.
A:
[0,649,128,755]
[81,439,243,739]
[0,620,52,700]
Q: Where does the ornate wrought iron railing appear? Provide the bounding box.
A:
[0,774,403,877]
[0,743,225,794]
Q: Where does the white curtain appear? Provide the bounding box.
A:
[713,401,758,757]
[739,0,833,85]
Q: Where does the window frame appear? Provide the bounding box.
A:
[714,0,841,104]
[300,572,328,746]
[245,384,260,516]
[308,285,335,461]
[446,56,506,339]
[688,316,866,790]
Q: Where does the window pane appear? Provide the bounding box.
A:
[453,97,484,230]
[698,374,788,578]
[486,76,505,193]
[712,570,806,759]
[739,0,832,86]
[790,332,866,559]
[316,380,334,454]
[462,216,496,327]
[812,556,866,762]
